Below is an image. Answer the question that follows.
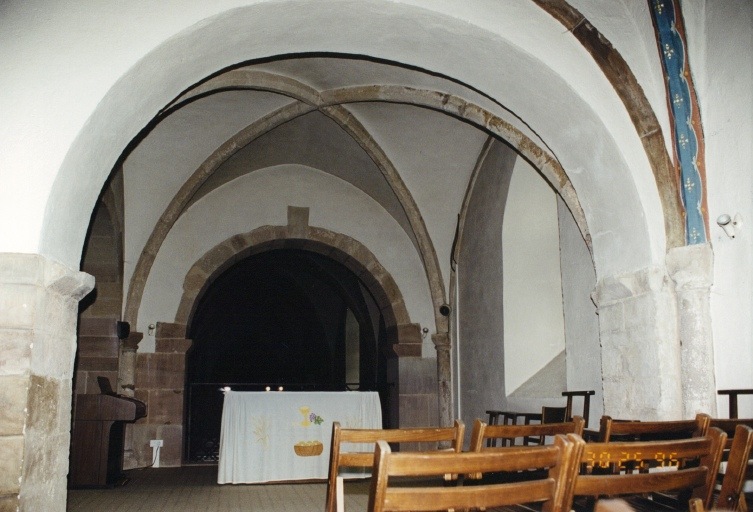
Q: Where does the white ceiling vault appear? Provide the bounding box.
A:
[121,53,601,339]
[1,0,673,345]
[122,55,510,333]
[34,1,666,281]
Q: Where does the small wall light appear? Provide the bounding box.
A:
[148,323,156,335]
[717,213,743,239]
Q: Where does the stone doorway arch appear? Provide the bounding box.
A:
[127,214,428,467]
[176,222,416,352]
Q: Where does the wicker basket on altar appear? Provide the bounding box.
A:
[294,441,323,457]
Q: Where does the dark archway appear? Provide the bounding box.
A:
[184,248,387,463]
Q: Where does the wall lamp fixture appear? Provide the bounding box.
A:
[717,213,743,239]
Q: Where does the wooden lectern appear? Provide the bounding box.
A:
[69,381,146,488]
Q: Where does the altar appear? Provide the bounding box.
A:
[217,390,382,484]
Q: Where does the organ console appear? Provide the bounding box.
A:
[69,377,147,488]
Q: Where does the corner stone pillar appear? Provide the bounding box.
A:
[592,265,683,420]
[666,243,717,417]
[0,253,94,512]
[432,332,453,429]
[132,322,191,468]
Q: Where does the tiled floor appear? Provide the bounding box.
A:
[67,466,589,511]
[66,466,370,512]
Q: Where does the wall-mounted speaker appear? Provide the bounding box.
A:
[116,321,130,340]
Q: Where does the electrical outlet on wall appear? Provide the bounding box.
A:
[149,439,163,448]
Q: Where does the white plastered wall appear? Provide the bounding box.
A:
[569,0,673,155]
[559,197,602,428]
[138,164,435,354]
[122,90,294,294]
[0,1,664,283]
[503,157,566,394]
[683,0,753,416]
[345,102,488,294]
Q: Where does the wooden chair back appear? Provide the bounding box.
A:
[485,409,518,426]
[718,389,753,419]
[568,427,727,510]
[708,417,753,453]
[484,409,519,446]
[543,406,569,423]
[469,416,585,451]
[713,423,753,510]
[597,412,711,442]
[325,420,465,512]
[367,434,583,512]
[516,406,570,445]
[563,390,595,426]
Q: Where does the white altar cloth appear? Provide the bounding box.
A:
[217,390,382,484]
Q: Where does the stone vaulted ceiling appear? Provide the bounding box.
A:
[121,54,581,327]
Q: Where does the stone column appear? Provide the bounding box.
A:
[118,332,143,397]
[0,253,94,512]
[432,332,453,429]
[592,264,683,420]
[667,243,717,417]
[119,332,142,470]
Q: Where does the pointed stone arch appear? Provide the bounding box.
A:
[123,72,590,339]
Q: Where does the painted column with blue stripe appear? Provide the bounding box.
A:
[650,0,708,245]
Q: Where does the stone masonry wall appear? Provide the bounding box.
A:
[76,197,123,398]
[398,357,439,449]
[132,323,191,468]
[74,318,119,395]
[0,253,93,512]
[592,265,683,420]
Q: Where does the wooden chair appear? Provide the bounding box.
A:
[484,409,519,447]
[568,427,727,511]
[690,497,730,512]
[467,416,585,485]
[563,390,596,426]
[517,406,570,445]
[325,420,465,512]
[710,423,753,511]
[718,390,753,419]
[469,416,585,451]
[597,413,711,442]
[367,434,583,512]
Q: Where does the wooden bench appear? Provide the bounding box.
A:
[367,435,583,512]
[596,413,710,443]
[709,422,753,510]
[469,416,585,450]
[568,427,727,512]
[325,420,464,512]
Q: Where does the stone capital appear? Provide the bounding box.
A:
[155,322,187,339]
[431,332,450,349]
[666,243,713,292]
[591,264,671,307]
[45,261,95,300]
[121,331,144,352]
